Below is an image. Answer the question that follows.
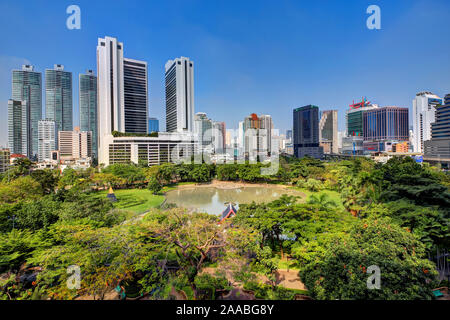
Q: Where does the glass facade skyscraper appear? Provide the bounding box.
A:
[8,99,28,156]
[79,70,98,160]
[293,105,323,159]
[45,64,73,132]
[148,117,159,133]
[124,58,148,134]
[12,65,42,159]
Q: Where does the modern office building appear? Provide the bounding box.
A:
[238,121,244,155]
[103,132,197,166]
[412,91,443,153]
[12,65,42,159]
[243,113,273,159]
[148,117,159,133]
[293,105,323,159]
[286,130,292,141]
[7,99,29,157]
[123,58,148,134]
[362,106,409,153]
[58,127,92,160]
[0,148,10,173]
[45,64,73,132]
[343,98,379,155]
[79,70,98,160]
[194,112,213,152]
[38,120,56,162]
[212,121,226,153]
[319,110,338,154]
[424,94,450,164]
[165,57,194,133]
[97,36,149,164]
[346,98,378,137]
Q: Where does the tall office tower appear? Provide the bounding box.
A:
[38,120,56,162]
[243,113,273,158]
[7,99,29,156]
[12,65,42,159]
[319,110,338,154]
[45,64,73,132]
[165,57,194,133]
[346,98,378,137]
[424,94,450,161]
[286,130,292,141]
[238,121,244,151]
[212,121,226,153]
[363,106,409,153]
[59,127,92,160]
[97,36,149,164]
[293,105,323,159]
[148,117,159,133]
[226,130,232,147]
[0,148,10,173]
[123,58,148,134]
[412,91,443,153]
[194,112,213,152]
[79,70,98,160]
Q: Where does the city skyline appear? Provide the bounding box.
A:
[0,0,450,147]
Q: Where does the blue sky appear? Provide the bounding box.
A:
[0,0,449,146]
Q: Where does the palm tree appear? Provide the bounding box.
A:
[307,193,337,211]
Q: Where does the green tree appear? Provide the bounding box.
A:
[295,217,438,300]
[148,176,162,195]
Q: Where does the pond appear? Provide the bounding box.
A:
[164,186,304,215]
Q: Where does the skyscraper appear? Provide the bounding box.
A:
[45,64,73,132]
[165,57,194,133]
[124,58,148,134]
[194,112,213,152]
[293,105,323,159]
[412,91,443,153]
[79,70,98,160]
[243,113,273,159]
[8,99,28,156]
[148,117,159,133]
[212,121,226,153]
[97,36,149,164]
[424,94,450,162]
[12,65,42,159]
[38,119,56,162]
[319,110,338,154]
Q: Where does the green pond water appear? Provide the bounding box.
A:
[164,186,304,215]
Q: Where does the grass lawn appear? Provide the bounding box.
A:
[96,188,165,214]
[292,187,345,209]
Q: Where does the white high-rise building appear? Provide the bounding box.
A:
[212,121,225,153]
[194,112,213,152]
[165,57,194,133]
[97,36,148,164]
[238,121,244,154]
[38,120,56,162]
[412,91,443,153]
